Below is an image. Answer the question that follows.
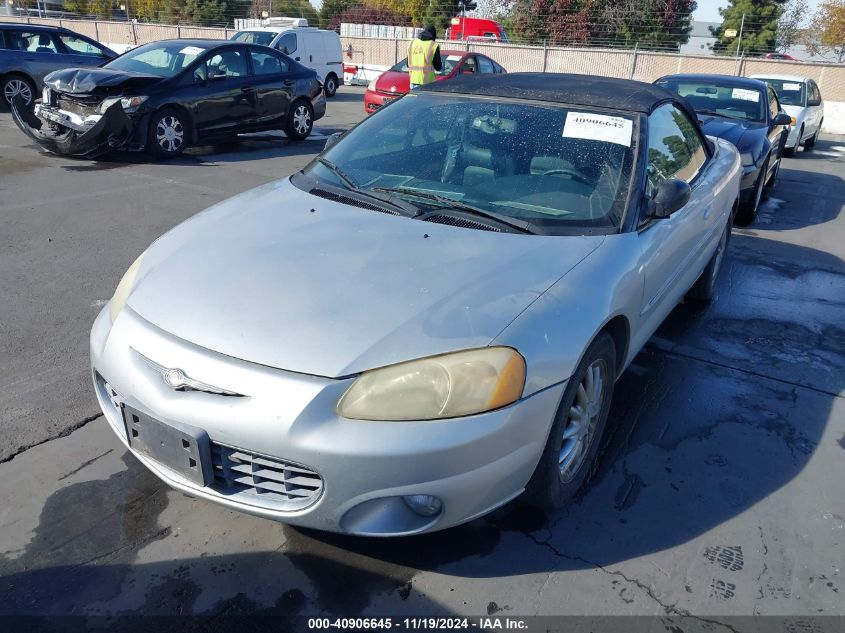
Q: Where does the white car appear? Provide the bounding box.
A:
[751,74,824,156]
[232,25,343,97]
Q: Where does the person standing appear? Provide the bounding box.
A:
[408,25,442,89]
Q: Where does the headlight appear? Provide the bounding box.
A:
[99,95,148,113]
[109,252,145,322]
[740,152,756,167]
[337,347,526,421]
[367,78,378,91]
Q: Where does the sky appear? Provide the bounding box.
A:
[692,0,822,23]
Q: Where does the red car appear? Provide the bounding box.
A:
[765,52,798,61]
[364,50,506,114]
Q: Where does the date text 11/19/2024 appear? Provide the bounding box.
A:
[307,617,529,630]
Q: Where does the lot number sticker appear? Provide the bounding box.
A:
[180,46,205,56]
[563,112,633,147]
[783,82,802,91]
[732,88,760,102]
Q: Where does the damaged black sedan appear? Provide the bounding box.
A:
[12,39,327,159]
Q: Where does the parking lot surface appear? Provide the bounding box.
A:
[1,87,843,625]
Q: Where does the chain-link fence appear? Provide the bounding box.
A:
[4,15,845,102]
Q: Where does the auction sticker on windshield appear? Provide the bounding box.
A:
[180,46,205,56]
[732,88,760,102]
[563,112,633,147]
[783,83,802,91]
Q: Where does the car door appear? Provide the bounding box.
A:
[637,103,715,333]
[301,30,327,79]
[191,46,257,135]
[807,81,823,137]
[248,47,293,128]
[5,29,63,87]
[275,32,301,63]
[55,31,113,67]
[766,87,787,162]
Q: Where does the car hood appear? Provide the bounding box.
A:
[126,179,605,378]
[697,115,766,148]
[781,104,804,118]
[44,67,163,94]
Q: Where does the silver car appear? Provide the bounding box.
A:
[91,74,741,536]
[751,74,825,156]
[0,23,116,107]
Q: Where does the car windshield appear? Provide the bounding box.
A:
[390,55,462,76]
[232,31,275,46]
[759,78,806,106]
[104,42,206,77]
[657,79,767,122]
[299,93,636,234]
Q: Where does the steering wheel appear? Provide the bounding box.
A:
[539,168,593,186]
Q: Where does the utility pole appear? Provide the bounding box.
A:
[735,12,745,59]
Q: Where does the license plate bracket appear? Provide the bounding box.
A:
[122,405,212,486]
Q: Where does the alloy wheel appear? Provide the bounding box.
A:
[293,105,311,136]
[156,115,184,153]
[559,358,607,483]
[4,79,32,105]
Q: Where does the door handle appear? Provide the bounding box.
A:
[240,86,255,93]
[295,56,301,61]
[283,79,294,86]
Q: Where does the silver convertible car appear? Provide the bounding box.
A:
[91,74,741,536]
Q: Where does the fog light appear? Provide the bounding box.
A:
[402,494,442,517]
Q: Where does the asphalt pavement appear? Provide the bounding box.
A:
[0,86,843,628]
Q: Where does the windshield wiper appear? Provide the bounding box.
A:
[372,187,534,234]
[317,157,359,190]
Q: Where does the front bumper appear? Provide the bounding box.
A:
[11,97,134,158]
[738,164,762,202]
[364,89,402,115]
[91,306,564,536]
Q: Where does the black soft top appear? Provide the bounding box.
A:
[423,72,686,116]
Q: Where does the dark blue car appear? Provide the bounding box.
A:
[11,38,327,159]
[655,74,790,224]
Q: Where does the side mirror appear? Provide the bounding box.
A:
[323,131,343,152]
[649,178,691,219]
[772,112,791,126]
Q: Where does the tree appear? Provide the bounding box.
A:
[176,0,229,25]
[599,0,697,50]
[805,0,845,62]
[776,0,808,51]
[268,0,321,23]
[62,0,112,19]
[710,0,788,56]
[320,0,358,28]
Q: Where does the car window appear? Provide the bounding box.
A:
[760,78,805,107]
[276,32,297,55]
[477,56,495,74]
[206,49,247,78]
[647,104,707,193]
[768,87,780,119]
[106,42,204,77]
[7,30,58,53]
[232,31,275,47]
[251,50,286,75]
[307,94,638,234]
[657,79,766,122]
[59,33,106,56]
[460,57,478,74]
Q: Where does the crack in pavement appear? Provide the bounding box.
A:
[647,345,843,400]
[516,529,743,633]
[0,413,103,465]
[57,448,114,481]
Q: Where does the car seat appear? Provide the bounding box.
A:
[35,34,53,53]
[460,127,515,187]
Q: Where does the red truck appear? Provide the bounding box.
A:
[446,17,508,43]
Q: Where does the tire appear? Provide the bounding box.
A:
[148,108,188,158]
[525,332,616,510]
[783,125,802,157]
[284,99,314,140]
[2,74,36,109]
[324,73,338,98]
[804,121,821,149]
[735,156,768,226]
[687,216,729,303]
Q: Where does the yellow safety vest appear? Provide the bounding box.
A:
[408,39,436,85]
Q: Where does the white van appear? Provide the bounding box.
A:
[232,19,343,97]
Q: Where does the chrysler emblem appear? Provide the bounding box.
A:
[163,368,187,388]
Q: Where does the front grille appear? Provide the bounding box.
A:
[210,443,323,511]
[58,94,100,117]
[310,188,399,215]
[423,214,500,231]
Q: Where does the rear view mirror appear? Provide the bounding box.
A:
[650,178,691,218]
[323,132,343,152]
[773,112,791,126]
